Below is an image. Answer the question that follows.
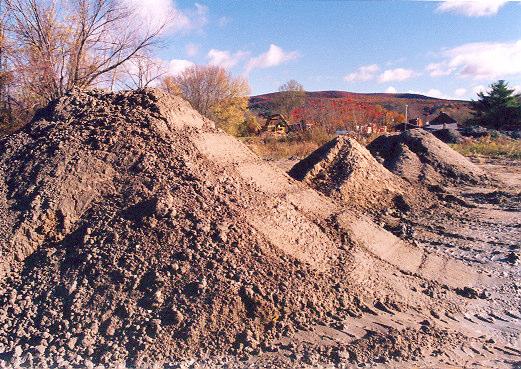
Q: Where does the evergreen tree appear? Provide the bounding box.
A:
[470,80,521,129]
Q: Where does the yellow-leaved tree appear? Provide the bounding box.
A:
[173,65,250,136]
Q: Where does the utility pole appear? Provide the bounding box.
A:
[404,104,408,132]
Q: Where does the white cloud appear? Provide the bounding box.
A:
[430,40,521,80]
[189,3,209,32]
[472,85,488,95]
[122,0,208,34]
[454,88,467,97]
[425,89,444,98]
[378,68,418,83]
[185,43,199,57]
[407,89,453,99]
[245,44,299,73]
[385,86,397,93]
[513,85,521,94]
[207,49,249,69]
[344,64,380,82]
[426,62,454,77]
[437,0,508,17]
[168,59,194,76]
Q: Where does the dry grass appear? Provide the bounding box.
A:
[451,136,521,159]
[241,129,382,160]
[242,137,320,160]
[241,130,335,160]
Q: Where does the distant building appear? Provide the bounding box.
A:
[393,121,421,132]
[425,112,458,131]
[260,114,311,135]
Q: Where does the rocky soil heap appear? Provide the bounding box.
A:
[288,137,418,215]
[0,90,479,368]
[368,129,486,185]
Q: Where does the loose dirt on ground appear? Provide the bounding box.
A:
[289,132,521,368]
[0,90,519,368]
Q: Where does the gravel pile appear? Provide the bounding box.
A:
[432,128,465,144]
[288,136,422,215]
[0,90,477,368]
[368,129,487,185]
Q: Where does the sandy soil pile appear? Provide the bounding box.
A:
[368,129,486,185]
[288,136,422,215]
[0,90,486,368]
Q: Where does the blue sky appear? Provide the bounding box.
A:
[141,0,521,99]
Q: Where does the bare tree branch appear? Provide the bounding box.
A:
[3,0,170,100]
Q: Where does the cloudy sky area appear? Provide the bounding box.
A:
[138,0,521,100]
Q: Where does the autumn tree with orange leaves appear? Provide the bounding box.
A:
[174,65,250,136]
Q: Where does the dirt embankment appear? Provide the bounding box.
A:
[0,90,505,368]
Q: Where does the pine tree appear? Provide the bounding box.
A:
[470,80,521,129]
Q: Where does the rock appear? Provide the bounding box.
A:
[330,347,350,364]
[155,193,175,218]
[506,252,519,265]
[162,307,184,326]
[455,287,479,299]
[67,338,77,350]
[235,329,258,349]
[479,290,491,299]
[13,346,22,358]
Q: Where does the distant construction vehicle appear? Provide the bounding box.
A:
[261,114,310,135]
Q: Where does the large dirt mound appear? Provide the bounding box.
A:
[367,129,486,185]
[0,90,484,368]
[288,137,420,214]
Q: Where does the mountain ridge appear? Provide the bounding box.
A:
[252,90,469,103]
[249,90,472,123]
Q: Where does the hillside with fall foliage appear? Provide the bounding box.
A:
[249,91,472,127]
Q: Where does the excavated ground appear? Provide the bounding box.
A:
[0,90,518,368]
[285,133,521,369]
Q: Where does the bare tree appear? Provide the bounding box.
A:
[0,0,15,129]
[273,79,306,118]
[120,52,167,89]
[3,0,170,101]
